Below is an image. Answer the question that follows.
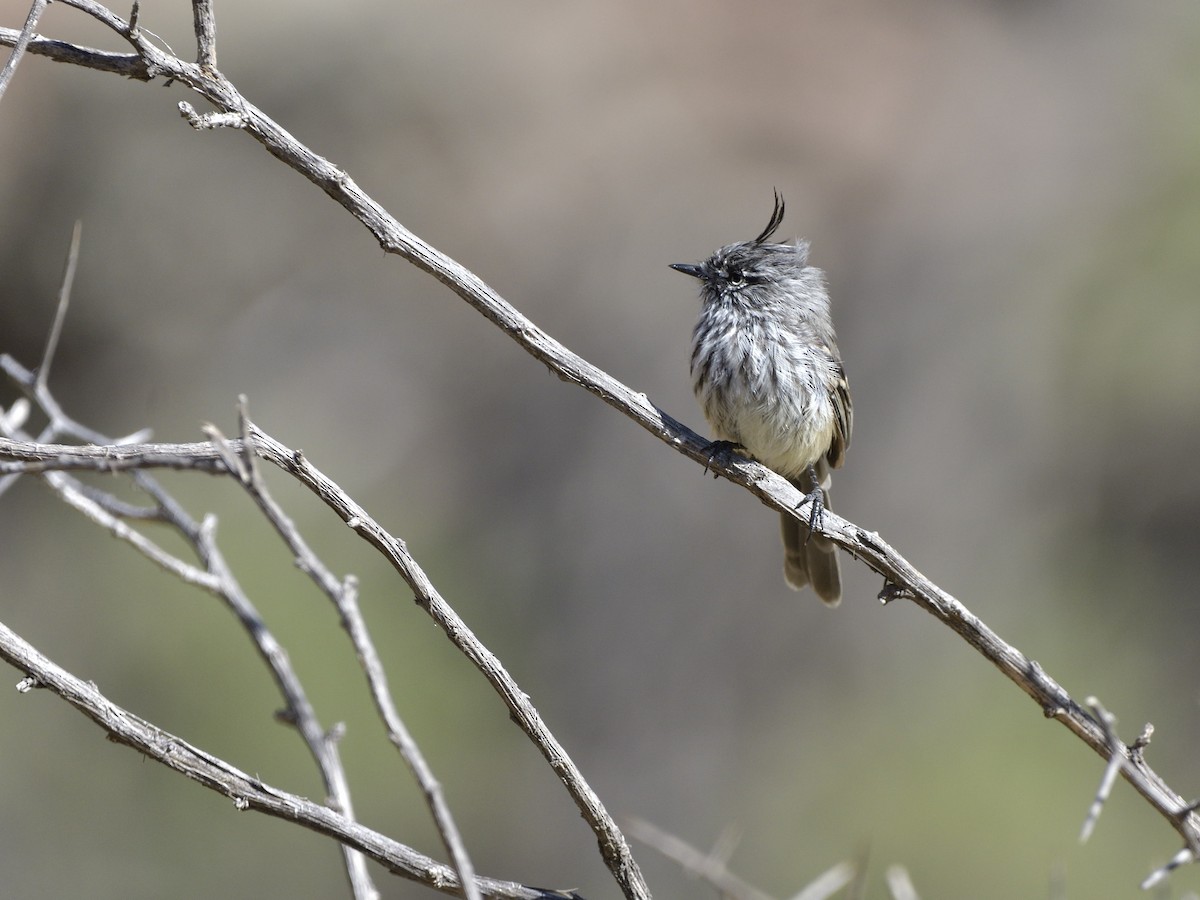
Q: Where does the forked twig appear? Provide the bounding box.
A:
[627,817,775,900]
[207,397,482,900]
[0,618,578,900]
[0,325,563,898]
[0,240,382,899]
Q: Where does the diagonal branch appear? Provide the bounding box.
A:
[0,372,648,895]
[0,0,50,102]
[626,818,779,900]
[0,618,582,900]
[2,0,717,484]
[1,347,380,898]
[240,425,653,898]
[37,220,82,392]
[206,397,482,900]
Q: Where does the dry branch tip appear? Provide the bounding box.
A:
[15,675,40,693]
[178,100,245,130]
[877,581,913,605]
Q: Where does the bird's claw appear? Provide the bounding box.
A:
[796,463,825,543]
[702,440,744,477]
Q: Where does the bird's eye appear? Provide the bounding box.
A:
[726,267,746,287]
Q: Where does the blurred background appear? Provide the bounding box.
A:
[2,0,1199,897]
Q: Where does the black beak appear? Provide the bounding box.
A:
[669,262,705,279]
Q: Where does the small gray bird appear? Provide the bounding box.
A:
[671,193,852,605]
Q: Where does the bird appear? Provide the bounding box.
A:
[670,192,852,605]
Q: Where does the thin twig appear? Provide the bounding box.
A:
[0,220,78,501]
[1143,848,1195,891]
[787,862,856,900]
[0,418,220,589]
[1079,697,1123,843]
[38,220,83,392]
[60,473,223,590]
[0,355,570,897]
[883,865,919,900]
[0,618,582,900]
[626,817,775,900]
[246,424,650,899]
[192,516,382,900]
[0,366,647,895]
[0,0,49,102]
[69,479,162,519]
[191,0,216,70]
[0,357,379,900]
[215,396,482,900]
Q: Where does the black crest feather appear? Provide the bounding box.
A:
[752,191,786,245]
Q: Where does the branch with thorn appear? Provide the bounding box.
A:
[0,232,592,899]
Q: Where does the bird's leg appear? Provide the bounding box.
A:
[702,440,745,478]
[797,463,825,541]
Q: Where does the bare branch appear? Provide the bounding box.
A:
[6,0,718,502]
[58,0,134,39]
[0,29,149,77]
[0,352,586,896]
[217,396,482,900]
[179,99,244,130]
[0,0,49,102]
[0,619,583,900]
[883,866,919,900]
[0,430,229,475]
[38,220,83,392]
[0,394,649,895]
[57,470,222,591]
[191,0,216,71]
[1079,697,1123,843]
[0,357,380,899]
[786,862,856,900]
[1142,848,1195,891]
[245,425,651,899]
[626,817,776,900]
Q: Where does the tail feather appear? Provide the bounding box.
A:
[781,477,841,606]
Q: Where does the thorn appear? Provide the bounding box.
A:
[878,581,913,605]
[1079,697,1122,843]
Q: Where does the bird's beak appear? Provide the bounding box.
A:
[669,262,705,279]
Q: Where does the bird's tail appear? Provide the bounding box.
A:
[782,469,841,607]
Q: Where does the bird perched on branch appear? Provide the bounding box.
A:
[671,193,852,606]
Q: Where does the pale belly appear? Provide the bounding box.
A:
[707,393,835,479]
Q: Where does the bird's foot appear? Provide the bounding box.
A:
[702,440,744,477]
[797,464,825,541]
[796,487,825,541]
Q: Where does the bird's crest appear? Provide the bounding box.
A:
[751,190,786,245]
